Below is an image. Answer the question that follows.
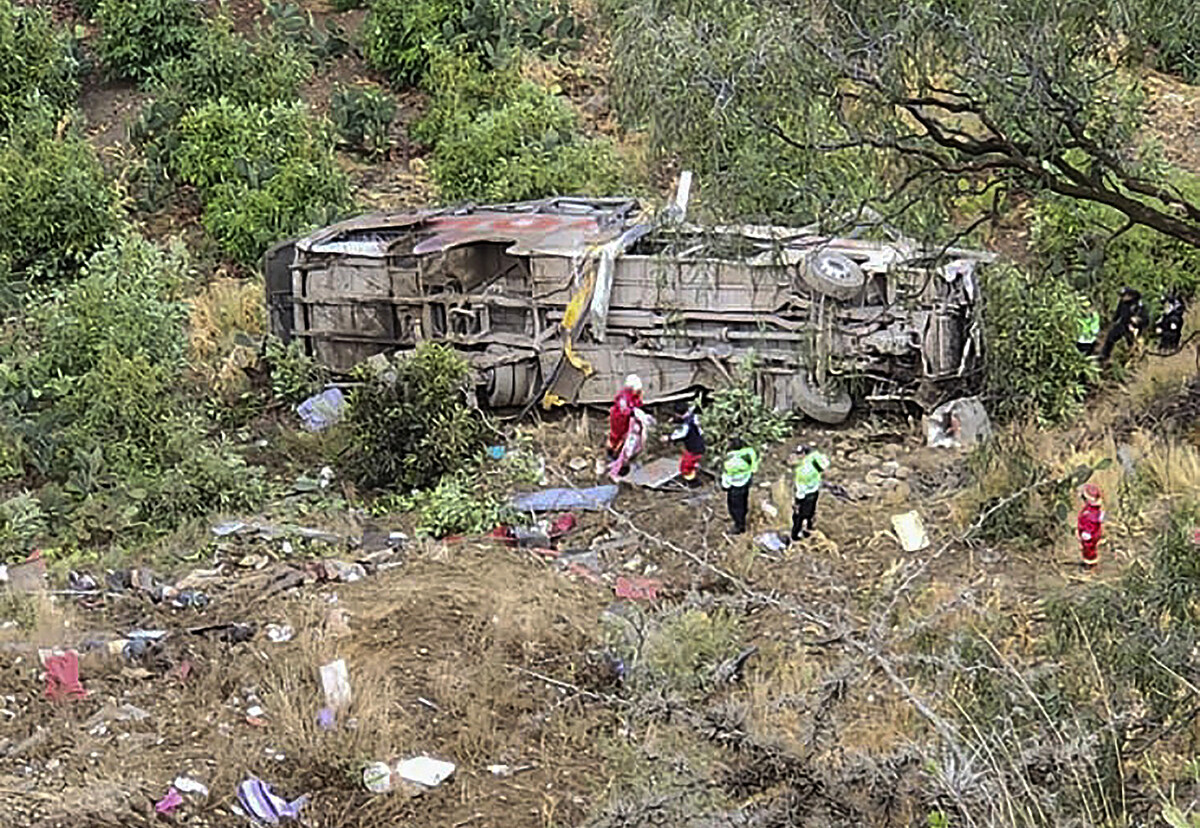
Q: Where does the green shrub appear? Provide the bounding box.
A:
[0,0,80,131]
[1030,193,1200,321]
[605,607,744,698]
[0,109,119,281]
[330,0,365,9]
[426,81,623,202]
[363,0,461,87]
[264,335,327,405]
[456,0,582,69]
[202,158,350,266]
[700,355,795,456]
[409,472,516,536]
[96,0,203,82]
[981,263,1097,424]
[173,99,349,263]
[331,84,396,155]
[344,342,488,491]
[152,17,313,108]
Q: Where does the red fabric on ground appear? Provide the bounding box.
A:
[44,650,88,701]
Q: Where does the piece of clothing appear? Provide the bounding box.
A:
[669,411,705,455]
[792,451,831,498]
[727,483,750,533]
[1077,502,1104,564]
[792,491,819,540]
[608,388,643,451]
[679,449,703,480]
[44,650,88,701]
[609,408,652,481]
[721,446,760,489]
[1077,310,1100,345]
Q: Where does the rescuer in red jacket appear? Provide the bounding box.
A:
[1076,483,1105,568]
[608,374,643,459]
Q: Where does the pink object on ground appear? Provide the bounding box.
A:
[43,651,88,701]
[155,787,184,814]
[614,576,662,601]
[548,513,577,538]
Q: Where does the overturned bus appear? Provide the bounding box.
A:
[263,192,993,423]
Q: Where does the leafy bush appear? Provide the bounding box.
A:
[3,234,266,540]
[173,99,349,264]
[152,17,313,108]
[263,336,327,406]
[981,263,1097,424]
[96,0,203,82]
[425,80,623,202]
[605,606,744,698]
[1030,192,1200,324]
[344,342,488,491]
[409,472,516,536]
[363,0,461,87]
[202,157,350,266]
[0,109,119,281]
[456,0,582,69]
[0,0,80,131]
[331,84,396,156]
[700,356,794,456]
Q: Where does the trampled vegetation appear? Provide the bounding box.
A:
[3,0,1200,825]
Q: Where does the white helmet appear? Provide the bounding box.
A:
[624,374,643,392]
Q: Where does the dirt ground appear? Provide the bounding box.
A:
[0,403,1111,827]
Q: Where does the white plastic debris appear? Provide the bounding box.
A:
[173,776,209,798]
[891,511,930,552]
[363,762,393,793]
[394,756,456,788]
[320,659,352,711]
[265,624,294,643]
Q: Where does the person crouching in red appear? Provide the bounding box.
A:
[608,374,643,459]
[664,400,704,487]
[1076,483,1104,568]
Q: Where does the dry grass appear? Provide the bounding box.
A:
[186,276,266,398]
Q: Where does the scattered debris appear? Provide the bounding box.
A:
[237,777,308,824]
[154,787,184,814]
[43,651,88,701]
[891,511,931,552]
[188,622,256,643]
[316,707,336,731]
[714,645,758,683]
[487,445,507,460]
[305,559,366,583]
[265,624,294,643]
[925,396,992,448]
[363,762,393,793]
[296,387,346,433]
[754,532,788,554]
[395,756,456,788]
[568,456,589,471]
[512,485,619,512]
[173,776,209,798]
[486,763,536,777]
[625,456,681,489]
[614,576,661,601]
[320,659,352,711]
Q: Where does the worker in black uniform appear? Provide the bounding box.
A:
[1154,293,1186,351]
[1099,287,1149,361]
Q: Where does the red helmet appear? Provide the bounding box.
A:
[1082,483,1102,502]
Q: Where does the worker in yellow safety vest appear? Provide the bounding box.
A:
[720,437,760,535]
[790,444,831,541]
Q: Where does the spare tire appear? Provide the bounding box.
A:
[800,251,866,300]
[794,372,853,424]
